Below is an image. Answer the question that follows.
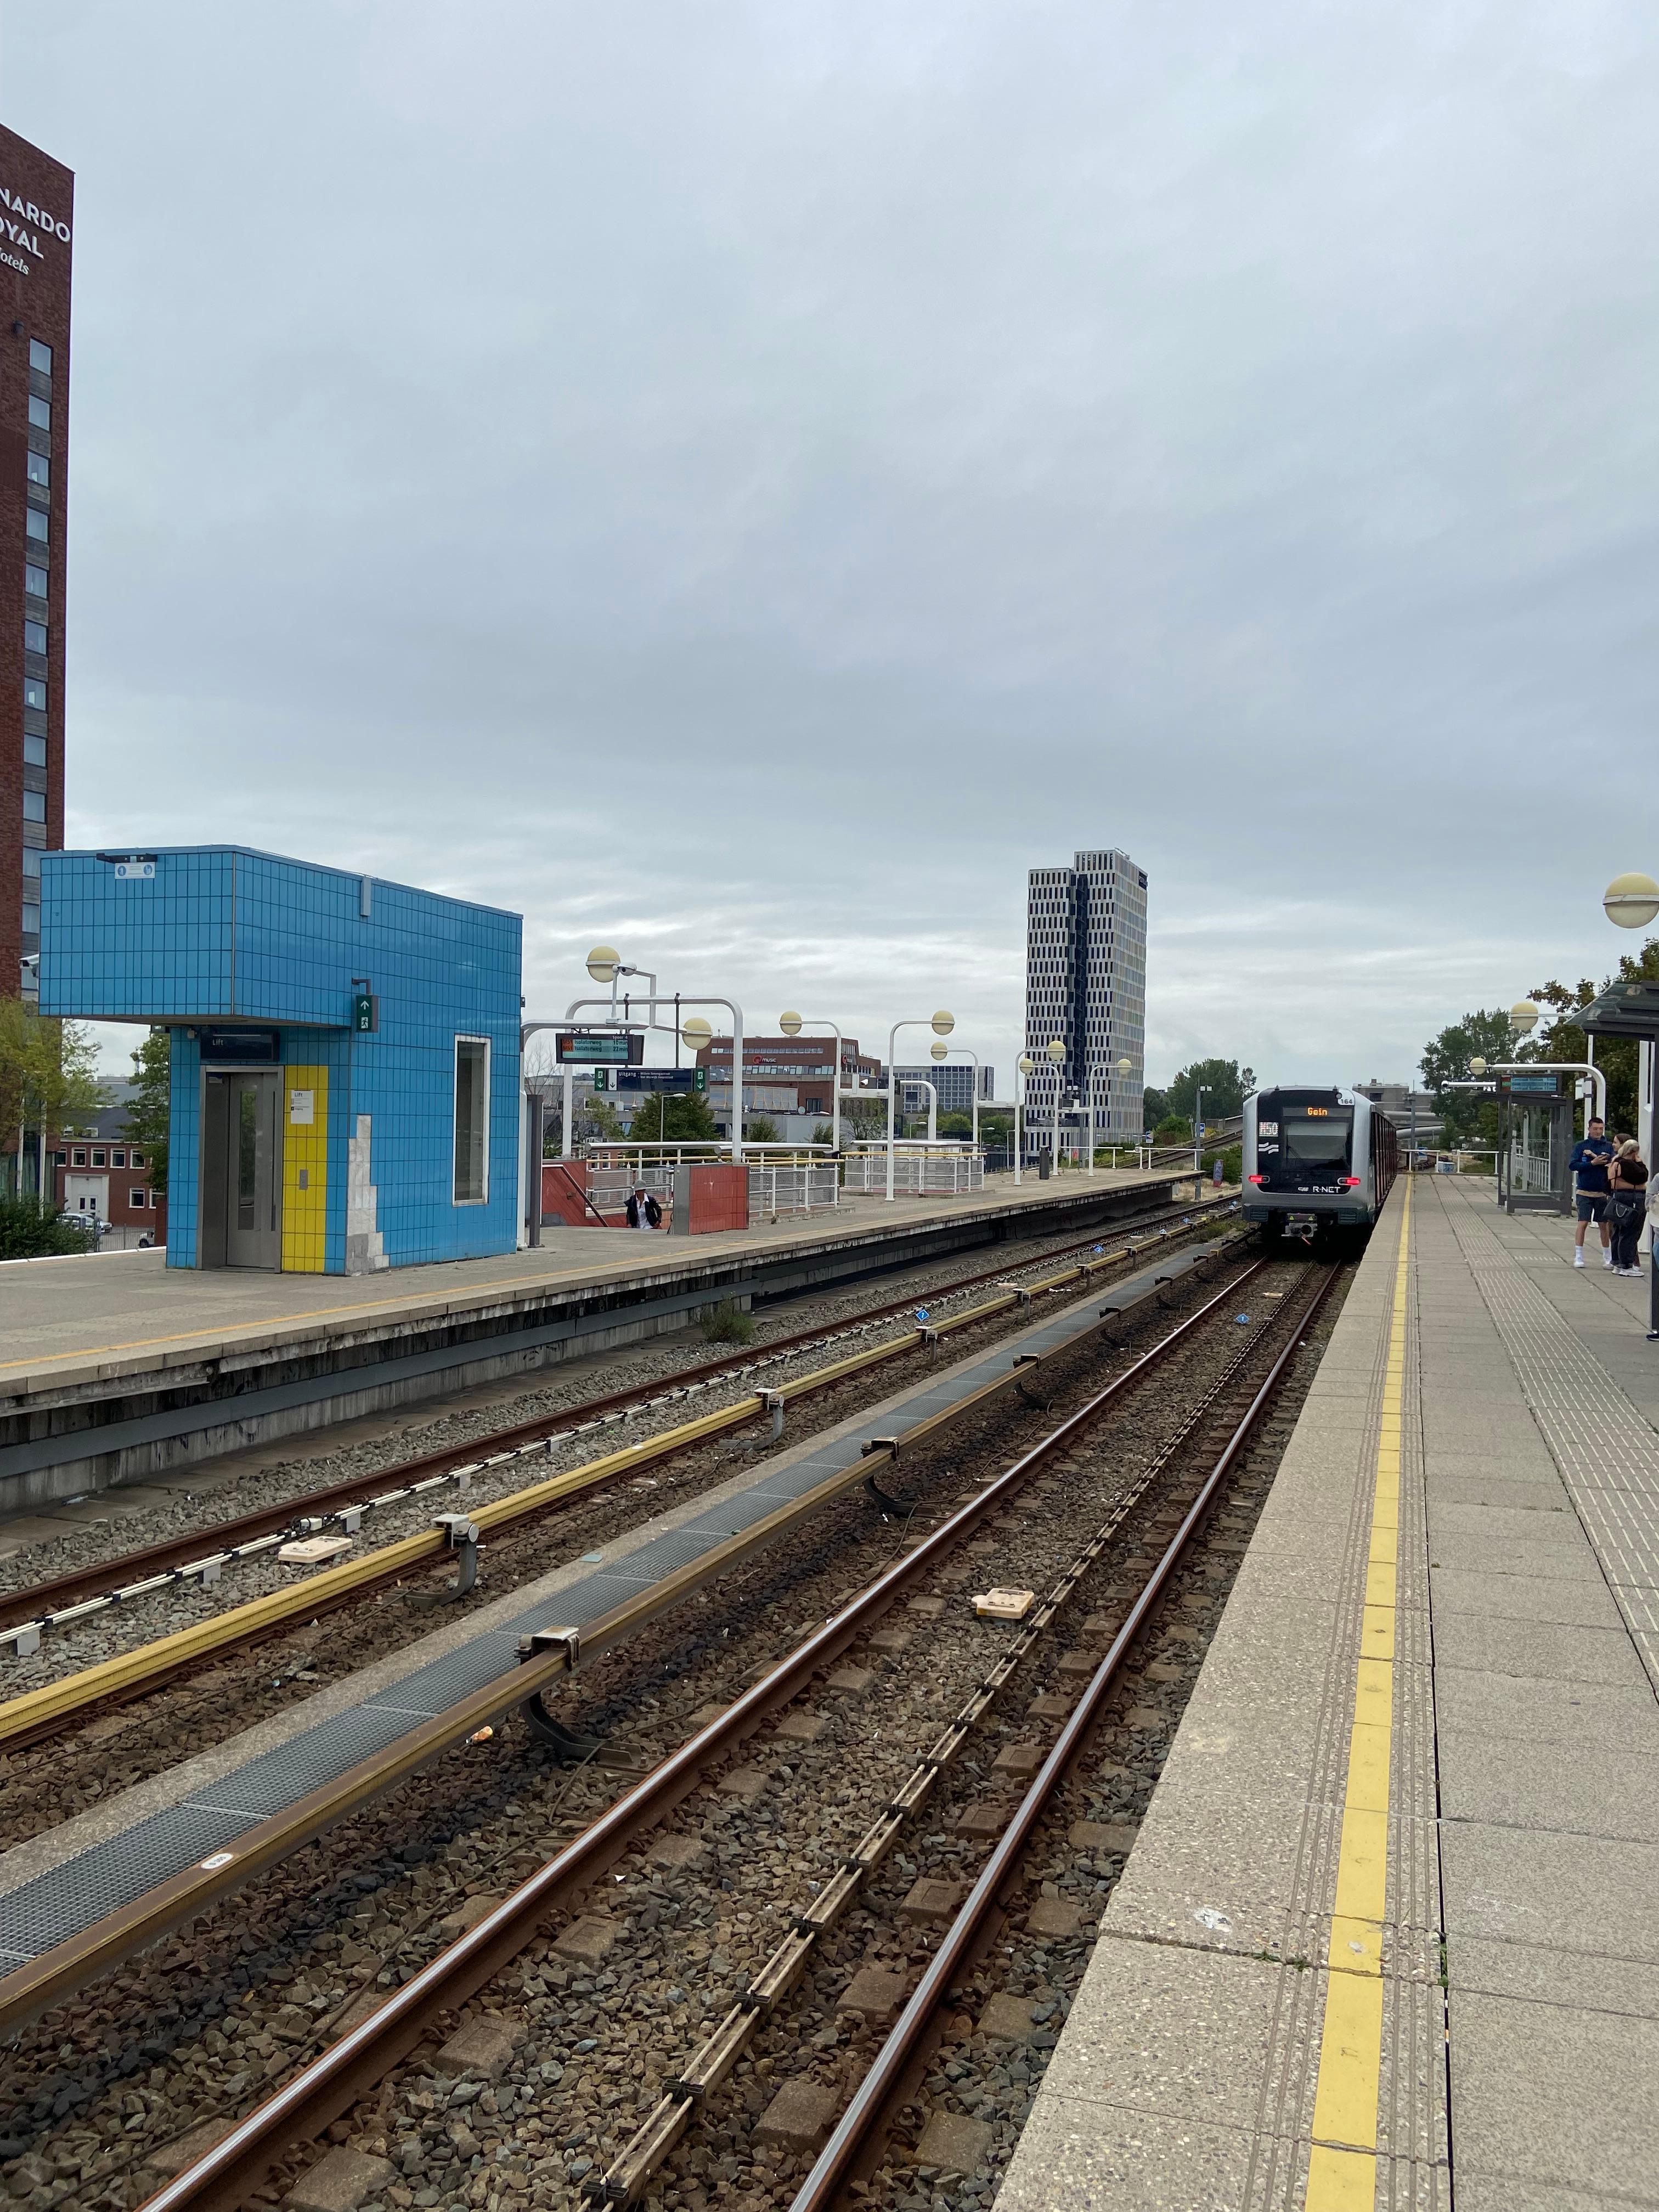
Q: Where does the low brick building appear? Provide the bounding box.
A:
[52,1089,166,1239]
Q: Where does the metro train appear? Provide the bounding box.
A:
[1241,1086,1398,1241]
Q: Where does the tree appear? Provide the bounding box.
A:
[1419,1009,1513,1145]
[628,1090,718,1143]
[1524,936,1659,1136]
[123,1028,172,1198]
[938,1111,975,1138]
[744,1114,781,1143]
[1165,1059,1256,1122]
[1142,1085,1169,1130]
[842,1101,887,1143]
[0,1001,107,1194]
[579,1096,624,1143]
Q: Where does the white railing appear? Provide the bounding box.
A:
[1508,1140,1555,1196]
[842,1150,986,1195]
[748,1163,839,1216]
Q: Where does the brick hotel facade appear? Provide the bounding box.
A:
[0,126,72,1005]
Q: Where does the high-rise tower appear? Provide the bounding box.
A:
[0,126,73,1006]
[1024,847,1147,1147]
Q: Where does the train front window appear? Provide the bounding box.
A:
[1282,1111,1352,1166]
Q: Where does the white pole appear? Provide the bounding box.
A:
[1640,1040,1655,1257]
[1085,1065,1096,1177]
[731,1004,745,1165]
[886,1020,900,1202]
[562,1062,575,1160]
[1013,1065,1022,1186]
[1052,1074,1060,1173]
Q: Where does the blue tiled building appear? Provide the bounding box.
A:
[38,847,523,1273]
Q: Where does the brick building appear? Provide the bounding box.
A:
[0,126,72,1008]
[695,1034,881,1124]
[51,1088,166,1240]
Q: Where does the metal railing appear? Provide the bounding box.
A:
[748,1163,839,1216]
[842,1149,985,1195]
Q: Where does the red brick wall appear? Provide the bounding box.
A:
[0,126,72,1005]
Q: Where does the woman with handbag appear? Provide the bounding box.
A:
[1606,1142,1649,1277]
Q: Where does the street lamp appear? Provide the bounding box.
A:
[1046,1039,1066,1172]
[1510,1001,1540,1036]
[780,1011,844,1151]
[1605,874,1659,1285]
[1016,1052,1035,1187]
[1194,1085,1207,1172]
[885,1010,954,1200]
[1604,873,1659,930]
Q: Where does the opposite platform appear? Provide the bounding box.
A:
[998,1172,1659,2211]
[0,1168,1188,1511]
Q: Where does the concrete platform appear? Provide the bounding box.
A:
[0,1168,1188,1513]
[999,1175,1659,2211]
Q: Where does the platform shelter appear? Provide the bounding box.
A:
[37,845,522,1275]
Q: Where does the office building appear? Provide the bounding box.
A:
[0,126,72,1006]
[893,1062,994,1118]
[698,1034,882,1133]
[1025,847,1147,1145]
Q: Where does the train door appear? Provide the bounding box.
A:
[200,1071,283,1268]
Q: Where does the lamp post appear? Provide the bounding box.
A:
[1046,1039,1066,1172]
[932,1041,984,1151]
[546,977,746,1165]
[886,1010,953,1201]
[1016,1052,1034,1186]
[780,1012,843,1151]
[1084,1053,1134,1176]
[1193,1085,1207,1173]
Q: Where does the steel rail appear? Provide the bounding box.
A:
[125,1257,1272,2212]
[0,1196,1229,1639]
[787,1261,1347,2211]
[0,1217,1240,1753]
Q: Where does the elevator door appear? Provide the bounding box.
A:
[224,1073,282,1268]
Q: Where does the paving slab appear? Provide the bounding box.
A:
[1002,1175,1659,2210]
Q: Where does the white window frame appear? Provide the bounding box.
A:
[452,1035,491,1206]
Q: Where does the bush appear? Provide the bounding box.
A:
[0,1197,92,1260]
[1199,1146,1243,1184]
[701,1300,756,1346]
[744,1115,781,1143]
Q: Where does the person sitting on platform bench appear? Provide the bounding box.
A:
[1570,1115,1615,1268]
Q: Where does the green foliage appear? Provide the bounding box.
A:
[811,1122,834,1148]
[1419,1009,1514,1144]
[701,1299,755,1346]
[744,1114,781,1143]
[938,1112,975,1138]
[1166,1059,1255,1122]
[580,1097,625,1142]
[841,1101,887,1143]
[123,1028,172,1198]
[1200,1145,1244,1183]
[628,1090,718,1143]
[0,1002,108,1163]
[1523,935,1659,1136]
[1153,1116,1192,1144]
[1141,1085,1169,1130]
[0,1195,91,1259]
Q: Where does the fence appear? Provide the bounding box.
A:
[842,1150,986,1197]
[748,1163,840,1216]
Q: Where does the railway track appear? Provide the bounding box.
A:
[4,1250,1346,2212]
[0,1201,1234,1768]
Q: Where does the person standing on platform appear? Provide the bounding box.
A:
[1606,1142,1649,1277]
[625,1187,662,1231]
[1570,1115,1616,1268]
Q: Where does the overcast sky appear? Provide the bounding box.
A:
[10,2,1659,1093]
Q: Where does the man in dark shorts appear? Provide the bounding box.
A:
[1570,1116,1615,1268]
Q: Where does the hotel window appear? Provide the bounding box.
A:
[27,395,49,432]
[25,452,47,486]
[453,1037,489,1203]
[24,733,45,766]
[25,507,46,544]
[24,676,45,710]
[29,340,50,374]
[131,1149,144,1167]
[22,790,44,822]
[24,619,46,654]
[92,1149,106,1167]
[23,847,41,877]
[25,563,47,600]
[111,1150,126,1168]
[23,891,39,930]
[72,1148,86,1166]
[130,1189,146,1209]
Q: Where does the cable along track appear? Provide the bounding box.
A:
[112,1254,1339,2212]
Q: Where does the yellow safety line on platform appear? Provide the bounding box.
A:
[0,1182,1113,1376]
[1304,1177,1410,2210]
